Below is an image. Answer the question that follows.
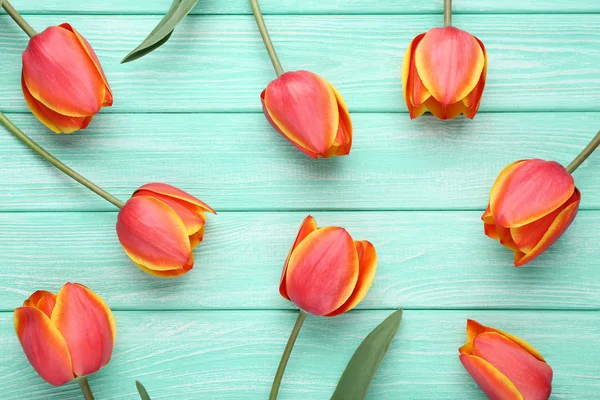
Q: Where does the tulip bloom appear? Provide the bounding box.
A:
[483,159,580,266]
[116,183,215,277]
[261,70,352,159]
[459,319,553,400]
[279,215,377,316]
[14,283,116,386]
[22,23,112,134]
[402,26,487,120]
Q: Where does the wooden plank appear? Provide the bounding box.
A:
[1,113,599,211]
[1,15,599,113]
[1,211,598,311]
[0,310,597,399]
[9,0,600,14]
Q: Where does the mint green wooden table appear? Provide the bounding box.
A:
[1,1,599,398]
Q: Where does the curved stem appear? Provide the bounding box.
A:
[566,130,600,174]
[2,0,37,38]
[0,112,125,209]
[269,310,307,400]
[249,0,284,77]
[78,377,95,400]
[444,0,452,27]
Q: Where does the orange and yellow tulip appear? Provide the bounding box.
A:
[261,70,352,158]
[116,183,215,277]
[14,283,116,386]
[22,23,112,133]
[279,216,377,316]
[459,319,553,400]
[402,26,487,120]
[483,159,580,266]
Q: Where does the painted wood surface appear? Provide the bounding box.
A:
[1,211,599,311]
[1,15,599,113]
[1,112,599,211]
[1,310,599,399]
[0,1,598,399]
[11,0,600,14]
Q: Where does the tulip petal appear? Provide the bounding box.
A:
[472,332,553,400]
[324,83,353,157]
[134,189,206,236]
[22,26,105,117]
[51,283,116,377]
[464,320,546,362]
[327,240,377,316]
[23,290,55,307]
[36,293,58,318]
[22,74,92,134]
[263,71,338,156]
[135,183,215,214]
[189,226,205,250]
[490,159,574,228]
[423,97,468,120]
[511,189,581,253]
[116,196,191,271]
[415,27,485,105]
[134,253,194,278]
[285,227,359,316]
[60,23,113,107]
[460,354,524,400]
[14,306,74,386]
[515,189,581,267]
[484,223,499,241]
[280,216,319,300]
[402,33,431,119]
[463,38,487,119]
[261,90,320,159]
[496,226,519,251]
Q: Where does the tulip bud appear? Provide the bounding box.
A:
[402,27,487,120]
[116,183,215,277]
[14,283,116,386]
[459,319,553,400]
[279,216,377,316]
[261,70,352,158]
[483,159,580,266]
[22,23,112,134]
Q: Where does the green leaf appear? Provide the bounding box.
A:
[121,0,199,63]
[331,309,403,400]
[136,380,152,400]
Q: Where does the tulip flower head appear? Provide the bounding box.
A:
[116,183,215,277]
[402,26,487,120]
[483,159,580,266]
[279,216,377,316]
[14,283,116,386]
[261,71,352,158]
[22,23,112,133]
[460,319,553,400]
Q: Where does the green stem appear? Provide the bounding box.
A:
[2,0,37,38]
[269,310,307,400]
[0,112,125,209]
[566,130,600,174]
[249,0,284,77]
[78,377,95,400]
[444,0,452,27]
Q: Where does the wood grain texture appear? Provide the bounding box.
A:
[1,310,598,399]
[1,15,599,113]
[9,0,600,14]
[1,113,599,212]
[1,211,598,311]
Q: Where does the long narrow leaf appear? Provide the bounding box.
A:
[331,309,403,400]
[136,380,152,400]
[121,0,198,63]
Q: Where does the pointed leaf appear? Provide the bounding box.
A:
[136,380,151,400]
[121,0,198,63]
[331,309,403,400]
